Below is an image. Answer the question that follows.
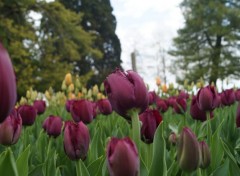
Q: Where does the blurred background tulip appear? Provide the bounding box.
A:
[0,109,22,145]
[18,105,37,126]
[96,99,112,115]
[64,121,90,160]
[42,115,62,138]
[33,100,46,115]
[199,141,211,169]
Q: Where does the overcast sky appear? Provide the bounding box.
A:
[110,0,185,90]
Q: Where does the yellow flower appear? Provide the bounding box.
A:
[161,84,168,93]
[65,73,72,86]
[156,77,161,86]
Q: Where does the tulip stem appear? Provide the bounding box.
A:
[207,112,212,146]
[76,160,81,176]
[197,168,202,176]
[131,109,141,155]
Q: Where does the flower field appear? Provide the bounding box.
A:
[1,42,240,176]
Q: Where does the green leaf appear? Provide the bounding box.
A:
[87,156,104,176]
[0,148,19,176]
[148,122,167,176]
[16,145,30,176]
[212,158,229,176]
[79,160,90,176]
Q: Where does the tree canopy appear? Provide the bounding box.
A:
[0,0,120,97]
[169,0,240,84]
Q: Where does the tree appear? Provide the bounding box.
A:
[59,0,122,86]
[169,0,240,84]
[0,0,38,97]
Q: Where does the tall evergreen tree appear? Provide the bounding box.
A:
[169,0,240,84]
[59,0,122,86]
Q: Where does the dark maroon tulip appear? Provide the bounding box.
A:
[43,115,62,138]
[0,109,22,145]
[166,96,177,107]
[33,100,46,115]
[199,141,211,169]
[235,89,240,101]
[196,85,219,111]
[190,96,213,122]
[96,99,112,115]
[236,103,240,128]
[178,90,189,99]
[18,105,37,126]
[70,99,94,123]
[173,97,187,114]
[148,91,157,105]
[107,137,139,176]
[64,121,90,160]
[0,42,17,123]
[156,96,168,113]
[65,99,74,112]
[220,89,235,106]
[177,127,200,172]
[104,68,148,120]
[139,108,162,143]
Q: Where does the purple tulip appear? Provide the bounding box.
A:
[42,115,62,138]
[148,91,157,105]
[70,99,94,123]
[65,99,74,112]
[235,89,240,101]
[220,89,235,106]
[107,137,139,176]
[0,109,22,145]
[0,42,17,123]
[177,127,200,172]
[104,68,148,120]
[96,99,112,115]
[18,105,37,126]
[196,85,219,111]
[178,90,189,99]
[166,96,177,107]
[139,108,162,143]
[156,96,168,113]
[63,121,90,160]
[173,97,187,114]
[199,141,211,169]
[236,103,240,128]
[33,100,46,115]
[190,96,213,122]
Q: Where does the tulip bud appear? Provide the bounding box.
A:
[220,89,235,106]
[0,42,17,123]
[18,105,37,126]
[148,91,156,105]
[65,99,74,112]
[96,99,112,115]
[64,121,90,160]
[139,108,162,143]
[178,90,189,99]
[169,132,177,145]
[0,109,22,145]
[70,99,94,123]
[65,73,72,86]
[196,85,219,111]
[156,77,161,86]
[173,97,187,114]
[42,115,62,138]
[177,127,200,172]
[33,100,46,115]
[107,137,139,176]
[198,141,211,169]
[104,68,148,120]
[155,97,168,113]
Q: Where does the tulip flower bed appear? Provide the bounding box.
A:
[1,43,240,176]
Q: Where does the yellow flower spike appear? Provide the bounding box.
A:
[78,92,83,98]
[169,83,174,90]
[97,92,102,100]
[19,97,27,105]
[75,76,81,89]
[92,85,99,96]
[156,76,161,86]
[161,84,168,93]
[68,92,76,99]
[26,90,31,99]
[65,73,72,86]
[61,80,67,91]
[45,91,51,100]
[100,82,105,92]
[87,89,92,99]
[68,83,75,92]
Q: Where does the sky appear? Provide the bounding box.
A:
[110,0,184,90]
